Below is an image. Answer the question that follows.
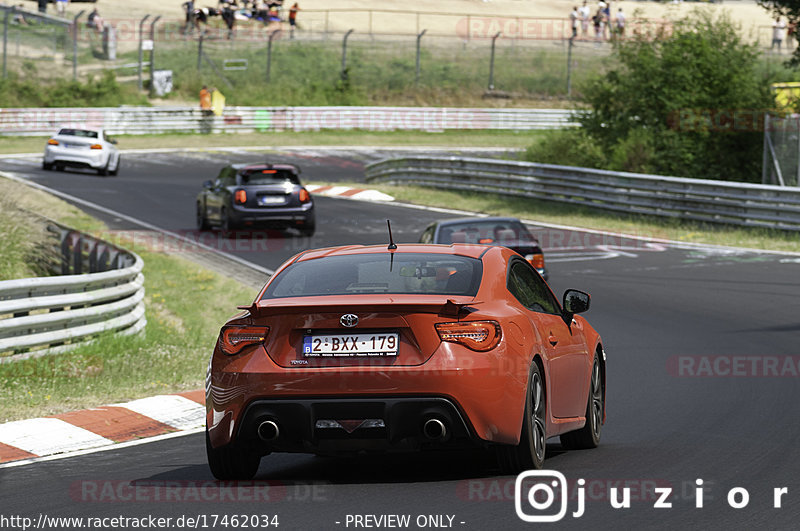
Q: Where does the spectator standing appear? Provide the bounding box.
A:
[569,7,579,39]
[600,1,611,40]
[87,8,104,34]
[773,17,786,53]
[289,3,300,34]
[592,7,604,44]
[200,86,213,115]
[37,0,47,14]
[788,20,797,51]
[579,1,590,37]
[615,7,625,38]
[56,0,69,17]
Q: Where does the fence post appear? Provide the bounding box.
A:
[2,9,9,80]
[197,33,203,71]
[266,29,280,82]
[148,15,162,98]
[341,28,354,81]
[787,117,800,188]
[72,10,85,81]
[415,29,427,86]
[566,34,574,98]
[763,113,769,184]
[488,31,501,91]
[138,14,150,91]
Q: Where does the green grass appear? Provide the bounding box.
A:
[0,176,256,422]
[0,129,548,154]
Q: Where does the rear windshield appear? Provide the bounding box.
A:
[262,253,483,298]
[58,129,99,139]
[436,220,535,245]
[238,169,300,185]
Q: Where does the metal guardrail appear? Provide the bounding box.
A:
[365,156,800,231]
[0,222,146,363]
[0,106,575,136]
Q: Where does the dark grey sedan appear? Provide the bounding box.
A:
[197,163,315,235]
[420,216,548,280]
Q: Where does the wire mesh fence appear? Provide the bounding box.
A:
[763,113,800,187]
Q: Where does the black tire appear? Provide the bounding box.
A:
[220,207,235,234]
[42,161,53,171]
[97,159,109,177]
[196,202,210,231]
[55,164,65,171]
[560,353,603,450]
[109,156,120,176]
[497,361,547,473]
[205,429,261,480]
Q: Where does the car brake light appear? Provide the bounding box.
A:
[234,189,247,204]
[526,253,546,271]
[48,139,59,145]
[299,188,310,203]
[90,144,103,150]
[219,325,269,355]
[435,321,501,352]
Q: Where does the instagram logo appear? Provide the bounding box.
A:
[514,470,569,523]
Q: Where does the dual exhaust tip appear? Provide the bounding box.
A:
[257,420,280,441]
[423,418,447,441]
[258,417,448,441]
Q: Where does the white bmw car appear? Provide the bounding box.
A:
[43,127,121,176]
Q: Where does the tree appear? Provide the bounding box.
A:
[527,11,774,183]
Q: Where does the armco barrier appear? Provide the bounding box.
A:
[0,107,575,136]
[0,222,145,363]
[365,156,800,231]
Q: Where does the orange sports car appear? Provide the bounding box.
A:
[205,243,605,479]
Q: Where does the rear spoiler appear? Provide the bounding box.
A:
[238,298,482,319]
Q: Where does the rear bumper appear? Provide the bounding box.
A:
[229,203,314,226]
[44,147,107,169]
[206,342,530,452]
[234,396,475,455]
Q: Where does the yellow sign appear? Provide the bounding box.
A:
[212,90,226,116]
[771,82,800,112]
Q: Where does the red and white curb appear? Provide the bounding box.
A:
[306,184,394,202]
[0,390,205,465]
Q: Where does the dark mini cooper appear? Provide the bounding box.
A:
[420,217,548,279]
[196,163,315,235]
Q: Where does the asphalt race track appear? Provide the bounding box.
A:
[2,149,800,529]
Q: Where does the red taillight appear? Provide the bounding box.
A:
[234,189,247,204]
[219,325,269,355]
[90,144,103,150]
[298,188,310,203]
[435,321,501,352]
[527,253,545,271]
[48,139,59,145]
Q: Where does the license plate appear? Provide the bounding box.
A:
[303,333,399,357]
[259,196,286,206]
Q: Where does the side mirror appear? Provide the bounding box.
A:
[203,180,213,189]
[562,289,590,325]
[109,139,118,145]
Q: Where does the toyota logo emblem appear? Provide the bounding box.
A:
[340,314,359,327]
